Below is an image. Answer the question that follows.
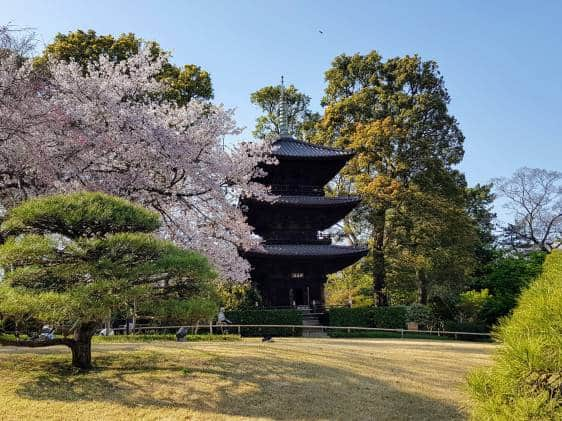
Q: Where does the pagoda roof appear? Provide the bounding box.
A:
[247,195,361,207]
[247,244,368,258]
[272,136,354,160]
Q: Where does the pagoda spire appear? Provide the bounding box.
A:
[279,76,290,137]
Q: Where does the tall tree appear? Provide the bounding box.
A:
[0,31,271,281]
[35,29,213,105]
[0,192,215,369]
[392,182,478,304]
[250,84,320,139]
[315,51,466,305]
[494,167,562,252]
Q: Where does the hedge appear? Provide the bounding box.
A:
[468,250,562,419]
[328,307,373,327]
[327,306,408,337]
[371,306,408,329]
[225,309,302,337]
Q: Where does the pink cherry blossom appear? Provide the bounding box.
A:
[0,29,272,280]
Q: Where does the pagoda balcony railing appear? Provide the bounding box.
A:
[263,231,333,245]
[270,184,324,196]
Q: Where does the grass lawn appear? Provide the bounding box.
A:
[0,338,494,420]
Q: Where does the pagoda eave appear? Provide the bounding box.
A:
[245,195,361,208]
[245,244,368,259]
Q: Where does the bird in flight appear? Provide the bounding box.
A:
[318,30,324,34]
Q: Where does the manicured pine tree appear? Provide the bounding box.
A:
[0,192,215,369]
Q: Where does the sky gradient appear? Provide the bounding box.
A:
[4,0,561,216]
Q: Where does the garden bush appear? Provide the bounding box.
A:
[327,306,408,337]
[371,306,408,329]
[225,309,302,337]
[328,307,373,327]
[406,304,434,327]
[468,251,562,419]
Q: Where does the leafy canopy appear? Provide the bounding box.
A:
[1,192,160,238]
[250,84,321,140]
[315,51,472,305]
[0,192,216,327]
[36,29,213,105]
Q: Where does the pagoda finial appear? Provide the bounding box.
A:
[279,76,290,137]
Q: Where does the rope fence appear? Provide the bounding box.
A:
[110,324,492,340]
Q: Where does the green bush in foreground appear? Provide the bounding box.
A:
[468,251,562,420]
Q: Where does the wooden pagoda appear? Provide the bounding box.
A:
[242,79,367,308]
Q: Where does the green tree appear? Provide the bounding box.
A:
[0,192,215,369]
[465,183,497,274]
[472,251,545,326]
[315,51,467,305]
[325,265,373,307]
[391,181,478,304]
[36,29,213,105]
[250,84,321,139]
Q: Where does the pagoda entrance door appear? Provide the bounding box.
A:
[289,286,310,307]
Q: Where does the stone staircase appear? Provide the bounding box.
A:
[299,306,328,338]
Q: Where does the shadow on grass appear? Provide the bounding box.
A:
[13,348,465,420]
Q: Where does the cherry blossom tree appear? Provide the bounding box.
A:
[0,26,272,280]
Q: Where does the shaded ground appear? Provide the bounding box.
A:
[0,338,494,420]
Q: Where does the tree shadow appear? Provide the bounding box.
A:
[13,347,467,420]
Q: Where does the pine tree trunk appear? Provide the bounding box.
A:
[372,208,389,306]
[70,322,97,369]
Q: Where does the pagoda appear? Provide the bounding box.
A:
[242,79,367,308]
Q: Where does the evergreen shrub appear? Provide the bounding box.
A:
[468,251,562,419]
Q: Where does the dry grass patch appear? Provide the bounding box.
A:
[0,338,494,420]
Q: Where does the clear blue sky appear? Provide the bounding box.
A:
[4,0,562,191]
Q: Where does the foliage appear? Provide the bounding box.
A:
[315,51,473,305]
[225,309,302,336]
[213,280,261,310]
[35,29,213,105]
[473,251,545,326]
[494,167,562,253]
[250,84,321,140]
[325,266,373,307]
[0,192,216,368]
[457,289,491,323]
[371,306,408,329]
[468,251,562,420]
[328,307,374,327]
[328,306,408,329]
[465,183,497,267]
[1,192,160,238]
[0,31,272,280]
[149,297,218,326]
[406,304,434,327]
